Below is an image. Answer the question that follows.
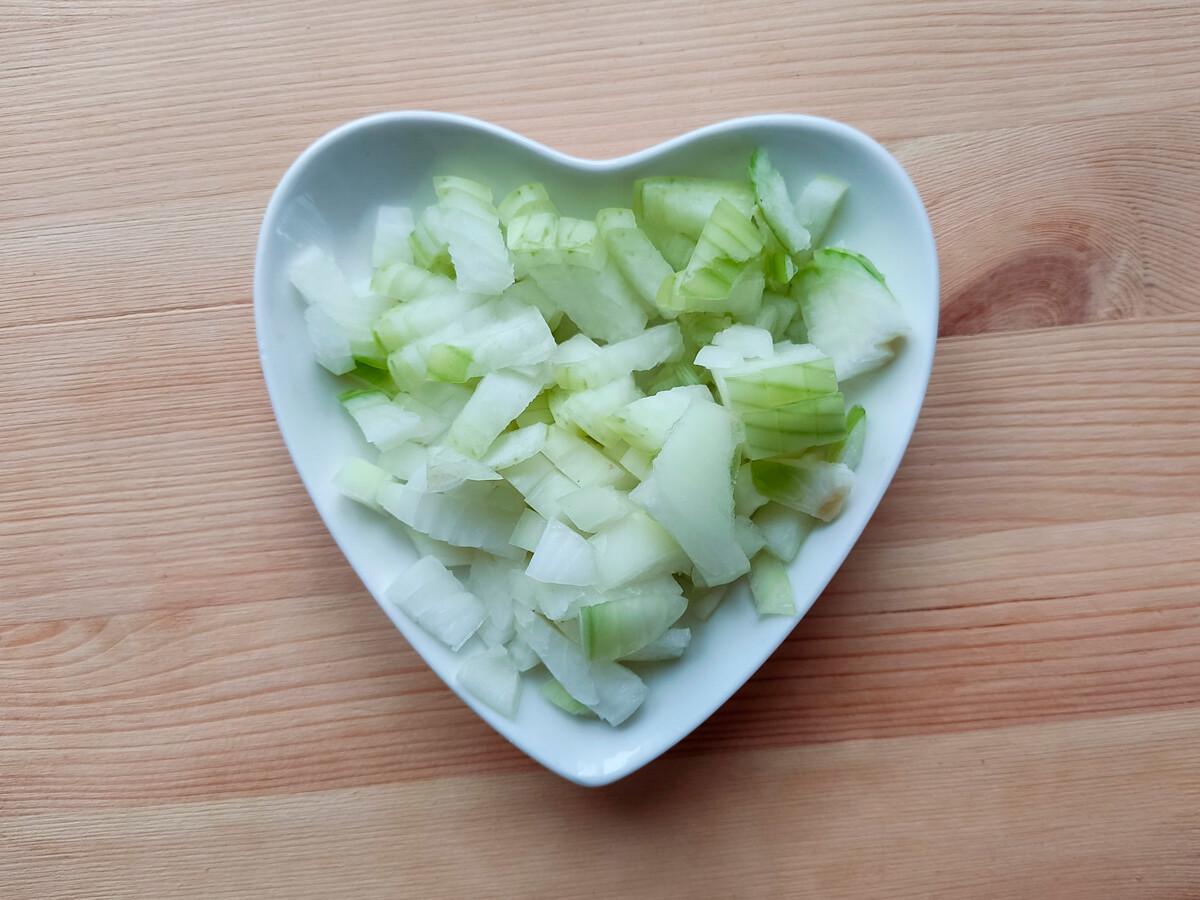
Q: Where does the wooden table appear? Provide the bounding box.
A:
[4,2,1199,896]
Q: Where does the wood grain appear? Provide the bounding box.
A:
[4,711,1199,899]
[2,0,1199,896]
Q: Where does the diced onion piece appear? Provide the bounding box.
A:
[424,445,501,492]
[468,555,518,648]
[539,678,594,716]
[750,457,855,522]
[823,404,866,470]
[480,422,550,470]
[630,396,749,587]
[733,462,769,517]
[402,527,478,568]
[509,508,548,553]
[341,391,424,451]
[588,510,689,591]
[333,457,392,510]
[457,645,522,718]
[793,248,909,381]
[527,519,597,587]
[378,480,526,557]
[621,627,691,661]
[580,579,687,661]
[505,635,541,672]
[304,304,355,375]
[796,175,848,250]
[554,323,683,392]
[749,148,812,258]
[686,582,731,621]
[633,176,756,244]
[550,375,643,448]
[515,607,647,725]
[748,552,797,616]
[371,205,416,268]
[498,183,559,226]
[500,453,579,522]
[446,370,543,459]
[608,384,713,454]
[385,556,487,651]
[596,207,674,312]
[541,426,628,488]
[733,515,767,560]
[752,502,817,563]
[559,485,636,533]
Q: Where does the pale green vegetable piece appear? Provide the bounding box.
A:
[446,370,544,458]
[749,148,812,258]
[685,582,731,621]
[558,485,636,533]
[793,248,908,381]
[514,607,647,725]
[423,445,501,492]
[588,509,689,591]
[629,395,749,587]
[539,677,595,716]
[498,183,559,226]
[796,175,848,250]
[385,555,487,651]
[371,206,415,268]
[751,457,855,522]
[621,627,691,661]
[596,207,675,312]
[752,501,816,563]
[480,422,550,470]
[608,384,712,453]
[457,646,522,718]
[541,426,629,488]
[333,457,393,510]
[509,508,548,553]
[500,453,579,522]
[527,519,597,587]
[579,577,687,661]
[378,479,526,558]
[748,552,797,617]
[402,526,478,569]
[554,322,683,392]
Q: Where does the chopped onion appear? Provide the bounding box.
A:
[290,148,907,726]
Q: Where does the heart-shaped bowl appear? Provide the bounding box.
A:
[255,111,938,786]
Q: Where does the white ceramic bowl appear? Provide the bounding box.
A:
[254,112,938,786]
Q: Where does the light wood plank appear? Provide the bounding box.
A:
[3,710,1198,898]
[4,3,1200,326]
[893,112,1200,333]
